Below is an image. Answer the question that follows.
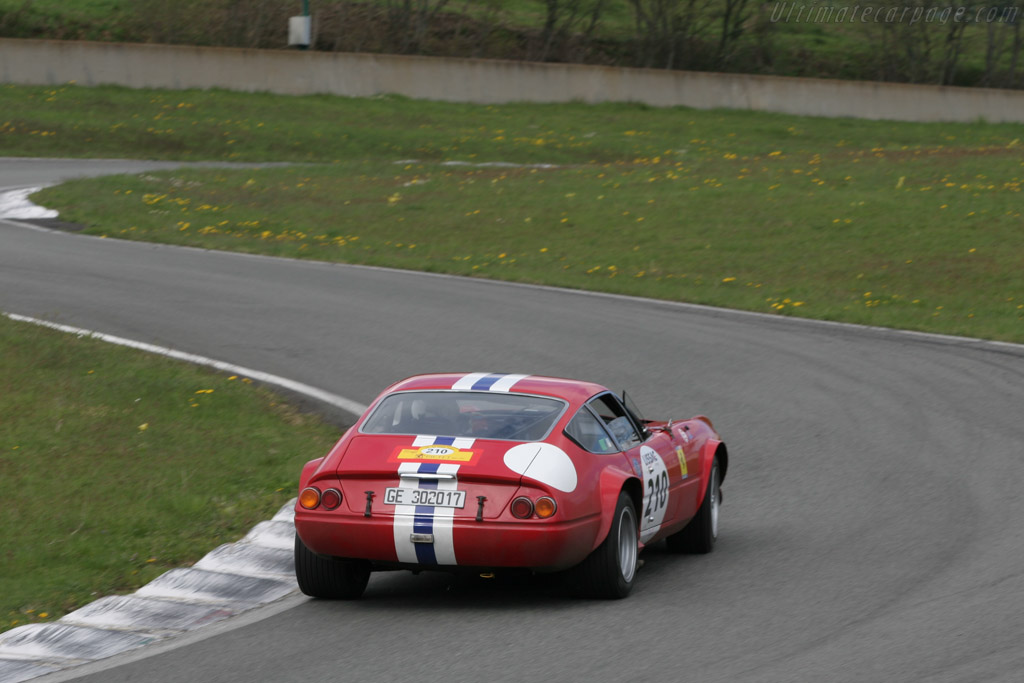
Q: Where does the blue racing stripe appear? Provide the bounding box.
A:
[433,436,456,446]
[470,373,505,391]
[413,513,438,564]
[413,463,440,565]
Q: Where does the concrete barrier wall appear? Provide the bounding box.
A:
[3,38,1024,123]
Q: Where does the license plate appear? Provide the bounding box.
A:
[384,487,466,508]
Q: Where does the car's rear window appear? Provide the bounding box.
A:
[361,391,567,441]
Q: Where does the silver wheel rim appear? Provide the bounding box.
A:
[618,505,638,583]
[710,465,720,539]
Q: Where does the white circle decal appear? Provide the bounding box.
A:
[504,443,578,493]
[503,443,539,476]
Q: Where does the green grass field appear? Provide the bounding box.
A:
[0,315,341,634]
[7,83,1021,342]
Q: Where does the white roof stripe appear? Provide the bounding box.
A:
[412,436,476,448]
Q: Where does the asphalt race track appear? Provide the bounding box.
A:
[3,159,1024,682]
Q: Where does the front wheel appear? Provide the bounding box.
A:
[294,534,371,599]
[666,456,720,554]
[574,491,639,599]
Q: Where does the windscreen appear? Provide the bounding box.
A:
[361,391,566,442]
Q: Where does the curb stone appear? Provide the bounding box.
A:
[0,501,300,683]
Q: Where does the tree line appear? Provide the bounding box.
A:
[2,0,1021,88]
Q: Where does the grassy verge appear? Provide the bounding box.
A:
[0,314,342,634]
[3,83,1022,164]
[13,84,1023,342]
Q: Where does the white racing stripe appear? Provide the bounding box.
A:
[431,463,460,566]
[489,373,528,392]
[393,463,423,564]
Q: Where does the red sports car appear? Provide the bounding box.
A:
[294,373,727,599]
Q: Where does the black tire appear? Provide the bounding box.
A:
[574,491,639,599]
[666,457,720,554]
[294,534,371,599]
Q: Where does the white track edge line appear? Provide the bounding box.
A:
[3,313,369,417]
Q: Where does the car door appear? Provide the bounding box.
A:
[664,420,704,528]
[586,393,682,544]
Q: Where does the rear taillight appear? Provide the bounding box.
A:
[299,487,321,510]
[535,497,557,518]
[510,496,557,519]
[321,488,343,510]
[299,486,343,510]
[510,497,534,519]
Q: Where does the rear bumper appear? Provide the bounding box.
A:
[295,509,602,571]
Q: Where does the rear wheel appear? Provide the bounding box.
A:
[294,534,371,599]
[575,491,638,599]
[666,457,720,554]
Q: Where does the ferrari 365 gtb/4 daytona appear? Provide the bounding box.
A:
[294,372,727,599]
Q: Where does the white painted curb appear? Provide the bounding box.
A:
[0,314,368,683]
[0,186,58,219]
